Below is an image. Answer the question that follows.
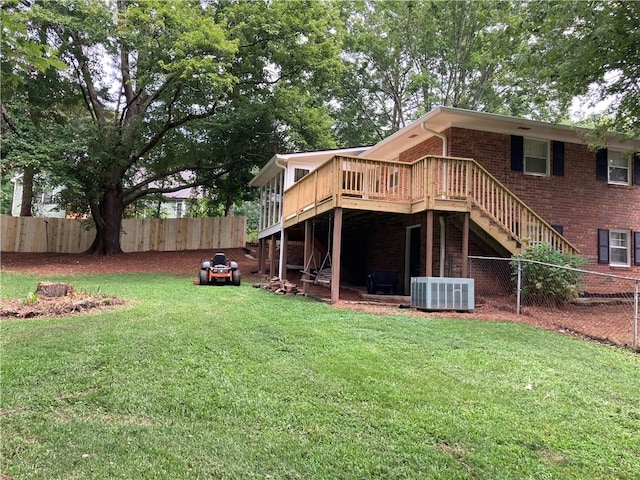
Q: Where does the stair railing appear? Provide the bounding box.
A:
[465,159,579,254]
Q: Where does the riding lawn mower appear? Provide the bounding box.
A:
[195,252,241,286]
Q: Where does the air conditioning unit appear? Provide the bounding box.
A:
[410,277,475,311]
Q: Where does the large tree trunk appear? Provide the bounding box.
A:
[86,186,125,254]
[19,166,35,216]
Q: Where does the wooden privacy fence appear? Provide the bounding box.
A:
[0,215,246,253]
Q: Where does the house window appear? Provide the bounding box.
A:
[608,150,630,185]
[523,138,549,176]
[388,168,399,189]
[176,201,183,218]
[294,168,310,183]
[41,193,56,204]
[609,229,631,266]
[599,228,631,266]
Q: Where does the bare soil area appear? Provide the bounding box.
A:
[1,249,637,350]
[1,248,259,277]
[1,293,126,319]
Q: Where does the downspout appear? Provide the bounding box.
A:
[275,156,287,279]
[422,121,449,199]
[420,122,447,156]
[422,122,449,277]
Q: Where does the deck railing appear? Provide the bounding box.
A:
[282,154,579,254]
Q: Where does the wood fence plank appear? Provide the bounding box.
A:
[0,215,245,253]
[1,216,17,251]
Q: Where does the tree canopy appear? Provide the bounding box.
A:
[331,0,640,144]
[1,0,343,253]
[1,0,638,254]
[522,0,640,139]
[332,0,535,145]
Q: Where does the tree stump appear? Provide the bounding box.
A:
[36,282,74,298]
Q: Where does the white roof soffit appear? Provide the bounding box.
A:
[362,106,640,161]
[249,146,371,187]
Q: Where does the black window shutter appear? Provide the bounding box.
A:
[596,148,608,181]
[511,135,523,172]
[551,224,563,235]
[634,153,640,185]
[598,229,609,264]
[635,231,640,266]
[552,141,565,176]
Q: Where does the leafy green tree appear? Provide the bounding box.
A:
[1,0,70,216]
[0,0,66,77]
[195,0,341,213]
[234,200,260,243]
[333,0,530,144]
[522,1,640,138]
[1,88,77,217]
[0,176,14,215]
[5,0,343,254]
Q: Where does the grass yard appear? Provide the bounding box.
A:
[1,272,639,479]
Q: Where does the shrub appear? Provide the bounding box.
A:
[511,243,585,306]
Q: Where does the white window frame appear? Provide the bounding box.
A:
[523,138,549,176]
[609,229,631,267]
[41,192,56,204]
[607,150,630,185]
[388,167,399,189]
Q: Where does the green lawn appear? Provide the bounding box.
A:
[1,272,639,479]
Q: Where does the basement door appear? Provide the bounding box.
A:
[404,225,421,295]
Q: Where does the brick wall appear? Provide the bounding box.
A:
[447,127,640,277]
[355,212,492,292]
[399,136,444,162]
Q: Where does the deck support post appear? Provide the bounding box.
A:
[258,238,266,273]
[303,220,312,294]
[462,212,469,278]
[280,228,288,281]
[269,234,277,276]
[331,207,343,304]
[426,210,434,277]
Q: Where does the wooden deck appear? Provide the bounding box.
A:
[282,154,578,255]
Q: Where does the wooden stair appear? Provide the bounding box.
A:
[469,206,521,255]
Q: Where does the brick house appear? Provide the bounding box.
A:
[250,107,640,302]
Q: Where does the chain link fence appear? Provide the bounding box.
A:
[469,256,639,350]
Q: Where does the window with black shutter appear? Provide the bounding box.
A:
[608,150,630,184]
[511,136,550,176]
[598,229,609,264]
[511,135,523,172]
[596,149,608,181]
[635,231,640,266]
[552,141,564,176]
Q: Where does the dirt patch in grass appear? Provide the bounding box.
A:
[0,293,127,319]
